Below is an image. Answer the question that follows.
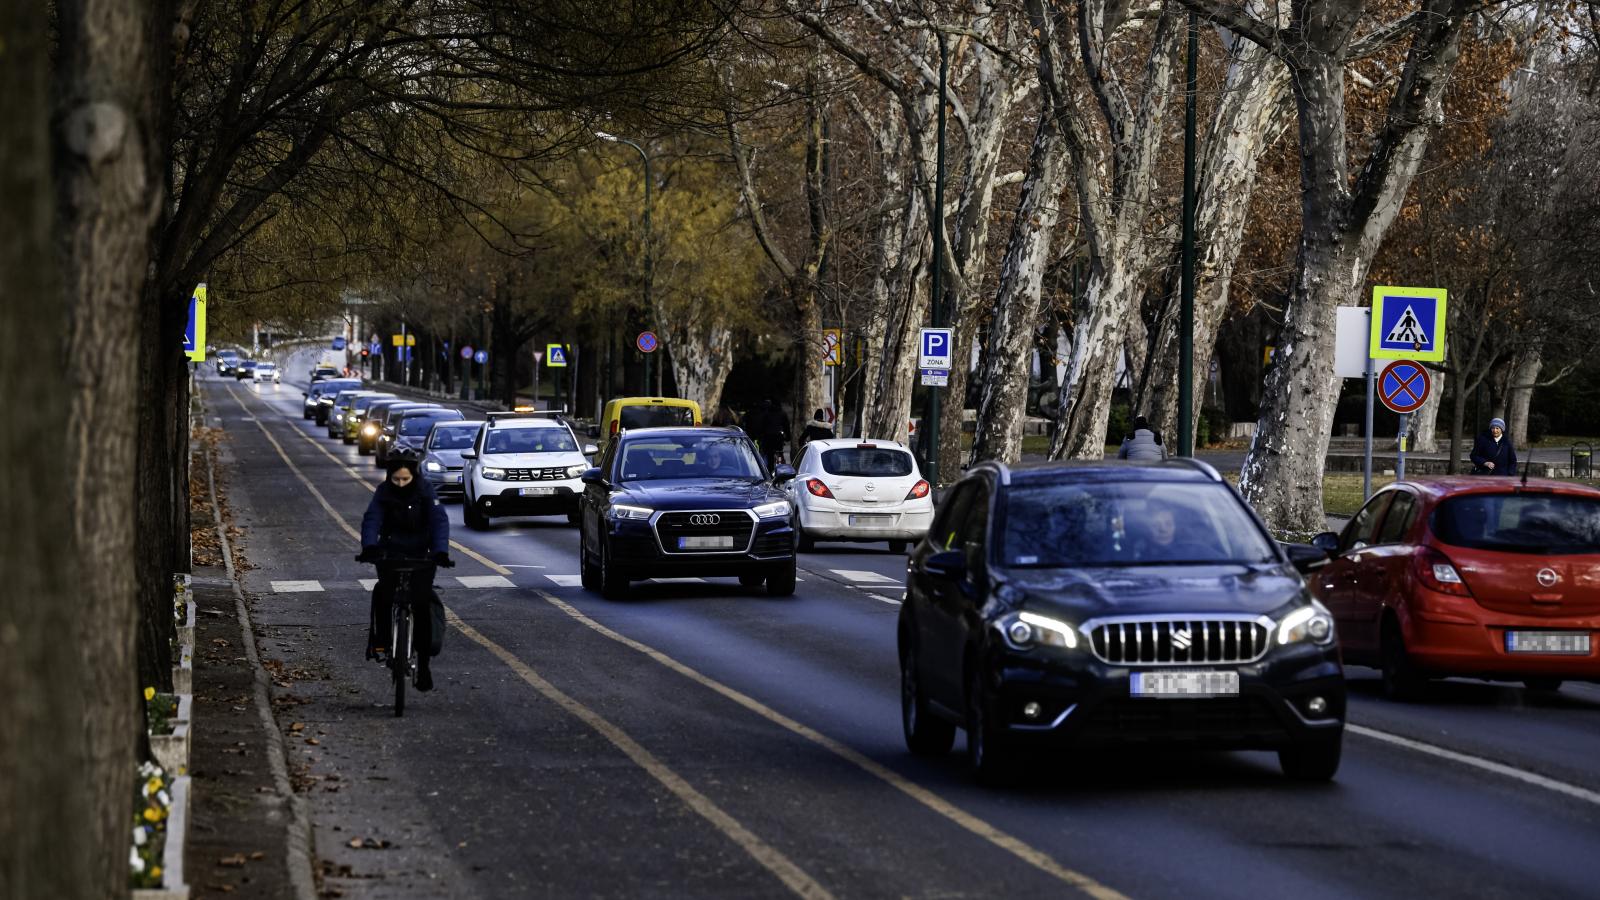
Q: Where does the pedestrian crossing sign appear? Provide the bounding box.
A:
[1370,285,1447,362]
[546,344,567,367]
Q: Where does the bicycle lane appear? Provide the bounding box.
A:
[217,377,1144,899]
[208,377,839,899]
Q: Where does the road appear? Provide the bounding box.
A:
[202,370,1600,899]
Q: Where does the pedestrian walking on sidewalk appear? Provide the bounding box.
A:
[1470,417,1518,476]
[359,458,451,690]
[800,409,834,446]
[1117,416,1168,462]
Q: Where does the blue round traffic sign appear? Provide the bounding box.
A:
[473,350,489,364]
[637,331,658,353]
[460,345,474,360]
[1379,359,1430,414]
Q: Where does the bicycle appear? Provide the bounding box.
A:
[357,550,453,717]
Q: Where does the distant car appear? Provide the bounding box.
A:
[336,392,396,442]
[1309,477,1600,699]
[593,397,702,455]
[379,406,464,466]
[421,421,485,499]
[463,412,595,529]
[303,378,360,421]
[215,351,241,376]
[252,362,281,384]
[577,426,797,598]
[310,365,340,382]
[234,360,259,380]
[898,459,1344,784]
[791,438,932,554]
[360,400,432,456]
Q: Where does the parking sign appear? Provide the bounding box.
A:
[918,328,953,370]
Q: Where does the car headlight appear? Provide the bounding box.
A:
[424,461,443,473]
[752,500,790,519]
[610,504,653,520]
[1277,603,1335,646]
[998,611,1079,650]
[481,466,507,480]
[566,464,587,478]
[362,424,378,435]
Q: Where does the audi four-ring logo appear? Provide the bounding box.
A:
[1537,568,1559,587]
[688,514,722,526]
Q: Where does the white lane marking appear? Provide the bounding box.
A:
[1348,724,1600,807]
[502,564,546,569]
[652,577,706,584]
[546,574,584,587]
[456,575,516,589]
[359,579,378,591]
[271,580,324,593]
[829,569,897,584]
[864,593,901,606]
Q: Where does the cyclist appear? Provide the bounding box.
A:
[358,457,451,691]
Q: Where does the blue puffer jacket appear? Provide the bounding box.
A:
[361,479,449,555]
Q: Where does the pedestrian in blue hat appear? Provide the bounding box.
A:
[1470,417,1518,476]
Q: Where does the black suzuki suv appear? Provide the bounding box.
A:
[578,427,798,598]
[898,459,1344,783]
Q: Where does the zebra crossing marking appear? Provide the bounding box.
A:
[271,580,324,593]
[829,569,897,585]
[456,575,516,589]
[546,574,584,587]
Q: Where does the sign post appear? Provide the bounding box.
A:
[637,331,658,395]
[1378,359,1431,484]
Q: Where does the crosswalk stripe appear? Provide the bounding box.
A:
[359,579,378,591]
[546,574,583,587]
[829,569,898,584]
[456,575,516,589]
[271,580,324,593]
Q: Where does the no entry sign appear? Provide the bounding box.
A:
[1378,359,1431,414]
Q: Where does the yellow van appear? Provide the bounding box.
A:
[596,397,702,452]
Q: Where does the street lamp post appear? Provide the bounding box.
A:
[596,131,654,395]
[923,32,949,487]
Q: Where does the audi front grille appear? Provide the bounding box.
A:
[654,510,756,555]
[1087,617,1272,666]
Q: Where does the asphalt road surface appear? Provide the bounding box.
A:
[202,370,1600,899]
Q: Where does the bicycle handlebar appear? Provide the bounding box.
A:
[355,551,454,568]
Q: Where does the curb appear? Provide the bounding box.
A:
[203,410,318,900]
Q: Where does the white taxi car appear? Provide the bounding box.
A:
[461,412,596,530]
[252,361,281,384]
[791,438,932,553]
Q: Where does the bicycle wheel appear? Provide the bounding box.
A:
[392,611,409,718]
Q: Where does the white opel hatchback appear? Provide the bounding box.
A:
[791,438,932,553]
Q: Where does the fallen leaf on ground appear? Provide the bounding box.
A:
[218,854,247,867]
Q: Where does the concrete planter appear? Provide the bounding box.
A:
[131,776,191,900]
[150,694,192,775]
[176,600,196,652]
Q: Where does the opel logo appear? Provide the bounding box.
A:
[865,482,876,492]
[1172,628,1193,651]
[1537,567,1559,588]
[688,514,721,526]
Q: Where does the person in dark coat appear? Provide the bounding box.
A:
[800,408,835,445]
[1470,417,1518,476]
[359,458,451,690]
[748,398,790,468]
[1117,415,1167,461]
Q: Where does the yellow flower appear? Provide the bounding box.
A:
[150,867,162,880]
[143,808,159,822]
[144,687,156,701]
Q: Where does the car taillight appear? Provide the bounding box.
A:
[905,480,930,500]
[806,478,834,498]
[1415,547,1472,597]
[610,420,619,436]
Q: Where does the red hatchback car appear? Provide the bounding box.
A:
[1308,477,1600,698]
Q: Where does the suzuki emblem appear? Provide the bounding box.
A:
[1172,628,1193,651]
[1537,567,1559,587]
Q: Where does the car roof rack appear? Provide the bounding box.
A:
[486,409,568,427]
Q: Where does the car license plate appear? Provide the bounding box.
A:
[444,473,461,483]
[679,535,735,550]
[849,514,892,526]
[519,486,555,497]
[1130,671,1239,697]
[1505,631,1590,654]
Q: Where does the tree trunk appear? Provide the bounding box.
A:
[867,206,932,444]
[1507,349,1540,446]
[971,117,1070,464]
[1411,367,1445,452]
[1051,260,1138,459]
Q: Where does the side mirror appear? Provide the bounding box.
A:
[772,463,797,483]
[587,424,601,438]
[301,391,308,397]
[460,449,477,459]
[580,467,605,486]
[1311,531,1340,553]
[1283,542,1330,574]
[923,549,967,578]
[583,443,599,456]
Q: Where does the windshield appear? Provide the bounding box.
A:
[1433,492,1600,555]
[619,405,695,429]
[483,427,577,455]
[353,395,391,413]
[257,363,276,370]
[400,412,461,436]
[821,447,914,478]
[1000,481,1277,568]
[429,425,480,450]
[618,435,762,482]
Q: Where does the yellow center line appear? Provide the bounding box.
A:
[223,381,1130,900]
[219,382,832,899]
